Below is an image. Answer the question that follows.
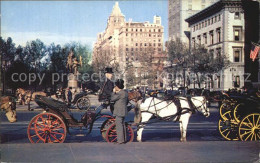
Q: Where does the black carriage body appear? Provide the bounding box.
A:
[34,95,88,127]
[229,95,259,120]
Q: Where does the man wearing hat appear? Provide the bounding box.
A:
[110,79,128,144]
[97,67,115,113]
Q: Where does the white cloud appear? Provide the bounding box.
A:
[1,31,96,48]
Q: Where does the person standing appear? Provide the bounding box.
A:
[67,87,72,107]
[97,67,114,113]
[110,79,128,144]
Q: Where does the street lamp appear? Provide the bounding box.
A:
[180,59,188,95]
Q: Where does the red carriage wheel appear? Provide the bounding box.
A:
[105,122,134,143]
[100,118,115,141]
[27,112,67,143]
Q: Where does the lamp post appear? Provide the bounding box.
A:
[182,59,187,95]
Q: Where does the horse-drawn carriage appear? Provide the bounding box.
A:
[27,95,134,143]
[27,89,210,143]
[218,92,260,141]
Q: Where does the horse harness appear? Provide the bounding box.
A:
[140,96,201,124]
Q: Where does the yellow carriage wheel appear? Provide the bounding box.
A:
[233,103,242,123]
[219,101,234,120]
[239,113,260,141]
[218,111,239,141]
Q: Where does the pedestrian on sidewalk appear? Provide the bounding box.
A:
[67,87,72,107]
[110,79,128,144]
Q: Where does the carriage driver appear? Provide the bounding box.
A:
[110,79,128,144]
[96,67,115,114]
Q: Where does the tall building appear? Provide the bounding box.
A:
[93,2,165,88]
[185,0,259,90]
[168,0,218,43]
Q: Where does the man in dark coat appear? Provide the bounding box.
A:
[67,87,72,107]
[97,67,114,113]
[110,79,128,144]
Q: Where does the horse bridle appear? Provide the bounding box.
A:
[191,97,209,115]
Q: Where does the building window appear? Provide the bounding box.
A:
[140,43,142,46]
[188,5,192,10]
[136,43,138,46]
[216,48,221,61]
[203,33,207,44]
[140,29,142,32]
[197,35,201,45]
[192,37,195,47]
[158,43,161,46]
[126,48,128,51]
[131,48,134,51]
[126,29,128,32]
[234,12,240,19]
[217,76,220,88]
[218,14,221,21]
[233,48,242,62]
[202,22,204,28]
[202,5,205,9]
[216,28,221,43]
[126,33,128,36]
[193,26,195,32]
[208,19,210,25]
[202,0,206,3]
[209,31,214,44]
[158,48,161,51]
[149,34,151,37]
[234,76,240,88]
[205,21,207,27]
[234,27,242,41]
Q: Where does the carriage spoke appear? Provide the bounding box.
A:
[252,115,255,127]
[50,134,60,143]
[240,130,251,139]
[239,127,252,131]
[245,132,253,141]
[111,137,117,142]
[245,117,253,128]
[256,116,260,127]
[257,133,260,139]
[51,132,65,136]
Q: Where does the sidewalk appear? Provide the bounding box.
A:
[1,141,259,162]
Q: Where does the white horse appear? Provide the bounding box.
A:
[136,96,210,142]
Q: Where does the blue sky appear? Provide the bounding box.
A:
[1,1,168,49]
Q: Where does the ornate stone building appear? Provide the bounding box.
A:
[93,2,165,88]
[168,0,218,44]
[185,0,259,90]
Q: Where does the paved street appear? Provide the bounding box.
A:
[0,95,259,162]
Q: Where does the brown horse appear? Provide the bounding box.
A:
[0,96,17,123]
[16,88,47,105]
[128,90,143,124]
